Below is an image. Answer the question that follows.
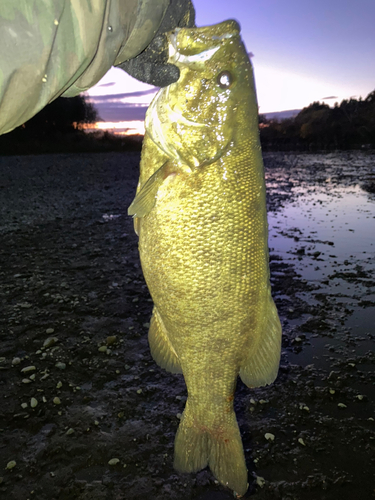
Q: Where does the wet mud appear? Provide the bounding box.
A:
[0,151,374,499]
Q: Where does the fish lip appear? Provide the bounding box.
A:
[169,44,221,65]
[168,27,237,66]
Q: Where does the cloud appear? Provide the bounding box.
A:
[86,88,158,122]
[321,96,338,100]
[89,100,148,122]
[98,82,116,88]
[89,88,157,103]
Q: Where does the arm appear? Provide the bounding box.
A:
[0,0,195,136]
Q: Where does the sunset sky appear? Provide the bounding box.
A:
[86,0,375,132]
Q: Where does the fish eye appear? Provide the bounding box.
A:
[217,71,233,89]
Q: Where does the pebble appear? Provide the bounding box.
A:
[21,366,36,373]
[43,337,58,348]
[30,398,38,408]
[21,403,28,409]
[298,437,306,446]
[108,458,120,466]
[22,379,32,384]
[12,357,21,365]
[98,346,107,353]
[45,328,55,334]
[56,381,63,389]
[66,428,75,435]
[256,476,266,488]
[6,461,16,470]
[55,362,66,370]
[53,397,61,405]
[137,389,143,394]
[106,336,117,346]
[264,433,275,441]
[338,403,347,408]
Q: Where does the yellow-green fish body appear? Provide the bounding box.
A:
[128,20,281,496]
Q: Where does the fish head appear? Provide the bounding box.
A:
[146,20,257,170]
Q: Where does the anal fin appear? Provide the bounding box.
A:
[239,292,282,388]
[148,307,182,374]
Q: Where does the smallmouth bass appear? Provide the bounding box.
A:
[128,20,282,496]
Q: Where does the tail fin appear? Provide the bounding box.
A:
[174,400,248,496]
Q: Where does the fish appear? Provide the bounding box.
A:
[128,19,282,496]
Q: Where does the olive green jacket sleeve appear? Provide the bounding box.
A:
[0,0,169,135]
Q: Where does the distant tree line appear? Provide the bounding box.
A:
[0,95,141,154]
[259,89,375,151]
[1,94,98,141]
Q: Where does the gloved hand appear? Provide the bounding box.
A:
[117,0,195,87]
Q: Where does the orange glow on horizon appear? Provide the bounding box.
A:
[84,120,145,136]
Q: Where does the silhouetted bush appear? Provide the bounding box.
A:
[0,95,141,155]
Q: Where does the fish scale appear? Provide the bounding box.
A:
[129,20,281,496]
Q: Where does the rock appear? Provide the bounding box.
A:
[108,458,120,466]
[265,433,275,441]
[45,328,55,334]
[30,397,38,408]
[12,357,21,365]
[21,366,36,373]
[6,460,16,470]
[43,337,58,348]
[55,362,66,370]
[53,397,61,405]
[256,476,266,488]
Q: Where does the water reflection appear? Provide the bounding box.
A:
[269,184,375,284]
[268,181,375,369]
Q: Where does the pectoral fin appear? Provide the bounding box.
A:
[128,161,170,218]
